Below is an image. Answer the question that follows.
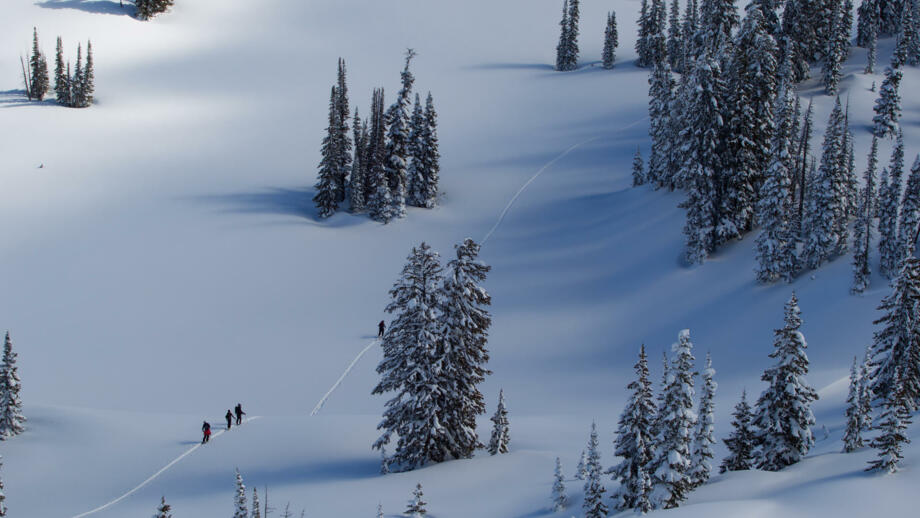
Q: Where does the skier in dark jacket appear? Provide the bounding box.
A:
[378,320,385,338]
[234,403,245,425]
[225,409,233,430]
[202,421,211,443]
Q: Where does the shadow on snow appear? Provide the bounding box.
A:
[35,0,136,16]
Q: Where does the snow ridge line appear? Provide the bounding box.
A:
[310,339,379,416]
[70,416,261,518]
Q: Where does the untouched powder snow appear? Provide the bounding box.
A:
[0,0,918,516]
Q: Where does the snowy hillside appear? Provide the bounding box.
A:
[0,0,918,516]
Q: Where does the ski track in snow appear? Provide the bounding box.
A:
[70,416,261,518]
[71,116,649,517]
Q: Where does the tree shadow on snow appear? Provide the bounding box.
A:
[190,187,365,228]
[35,0,136,16]
[0,89,59,109]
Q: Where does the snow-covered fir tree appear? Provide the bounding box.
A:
[895,156,920,269]
[843,356,870,452]
[556,0,581,70]
[29,28,49,101]
[867,257,920,406]
[53,36,67,105]
[233,469,248,518]
[380,446,390,475]
[755,71,797,283]
[852,135,879,293]
[334,58,352,205]
[405,483,427,518]
[632,147,646,187]
[556,0,571,71]
[552,457,567,512]
[879,131,905,277]
[372,243,445,471]
[666,0,682,69]
[648,0,668,66]
[251,488,261,518]
[407,93,440,209]
[890,8,912,69]
[135,0,174,20]
[873,67,902,138]
[679,0,700,71]
[647,62,675,189]
[440,238,492,458]
[0,457,6,516]
[719,390,755,472]
[779,0,814,82]
[866,366,912,473]
[407,93,426,207]
[382,50,416,220]
[611,345,656,513]
[801,97,849,269]
[582,422,608,518]
[680,52,724,264]
[906,0,920,66]
[154,496,172,518]
[0,332,25,440]
[367,88,392,222]
[313,87,342,219]
[488,389,510,455]
[376,502,384,518]
[689,353,716,489]
[753,293,818,471]
[576,450,588,480]
[822,1,846,95]
[649,330,697,509]
[350,110,368,212]
[699,0,740,55]
[602,11,619,69]
[866,21,878,73]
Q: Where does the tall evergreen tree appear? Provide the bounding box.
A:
[582,422,608,518]
[53,36,67,105]
[440,238,492,458]
[552,457,568,512]
[852,135,879,293]
[866,366,912,473]
[233,469,248,518]
[566,0,581,69]
[843,356,870,452]
[407,93,426,207]
[405,483,427,518]
[632,147,646,187]
[383,50,416,220]
[866,21,878,73]
[667,0,682,69]
[78,40,94,108]
[637,0,652,66]
[372,243,445,471]
[720,390,756,472]
[649,330,697,509]
[251,488,261,518]
[680,0,700,70]
[895,156,920,269]
[29,28,49,101]
[647,63,675,189]
[488,389,510,455]
[873,67,903,138]
[611,345,656,513]
[779,0,815,82]
[700,0,740,54]
[648,0,668,66]
[0,333,25,440]
[71,43,84,108]
[753,293,818,471]
[823,1,846,95]
[556,0,571,71]
[350,110,367,213]
[689,353,716,488]
[410,93,440,209]
[367,88,392,222]
[154,496,172,518]
[313,87,341,219]
[603,11,619,69]
[576,449,588,480]
[0,458,6,516]
[867,257,920,406]
[333,58,351,204]
[880,131,905,277]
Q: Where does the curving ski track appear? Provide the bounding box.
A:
[70,416,261,518]
[310,339,379,416]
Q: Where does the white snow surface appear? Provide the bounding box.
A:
[0,0,918,516]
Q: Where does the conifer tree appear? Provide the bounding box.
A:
[376,503,384,518]
[603,11,619,69]
[313,87,341,219]
[71,43,84,108]
[410,93,440,209]
[906,1,920,66]
[380,446,390,475]
[556,0,571,71]
[873,67,902,138]
[350,110,367,213]
[753,293,818,471]
[154,496,172,518]
[367,88,392,222]
[566,0,581,69]
[552,457,567,512]
[719,390,755,472]
[779,0,814,82]
[880,132,905,277]
[488,389,510,455]
[700,0,740,54]
[54,36,67,105]
[407,93,426,207]
[895,156,920,269]
[0,458,6,517]
[890,11,911,69]
[680,0,700,69]
[372,243,446,471]
[611,345,656,513]
[647,63,675,189]
[79,41,94,108]
[867,257,920,406]
[648,0,668,66]
[866,21,878,74]
[441,238,492,458]
[334,58,351,204]
[29,28,49,101]
[233,469,248,518]
[251,488,261,518]
[852,135,878,293]
[866,366,912,473]
[576,450,588,479]
[0,333,25,440]
[582,422,608,518]
[405,483,427,518]
[649,330,697,509]
[843,356,870,452]
[689,353,716,489]
[636,0,652,66]
[383,50,416,220]
[823,1,846,95]
[632,147,646,187]
[666,0,682,69]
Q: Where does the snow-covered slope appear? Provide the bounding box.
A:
[0,0,917,516]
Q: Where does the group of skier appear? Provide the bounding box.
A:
[201,403,246,443]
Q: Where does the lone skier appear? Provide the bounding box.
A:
[378,320,385,338]
[202,421,211,444]
[234,403,246,425]
[225,409,233,430]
